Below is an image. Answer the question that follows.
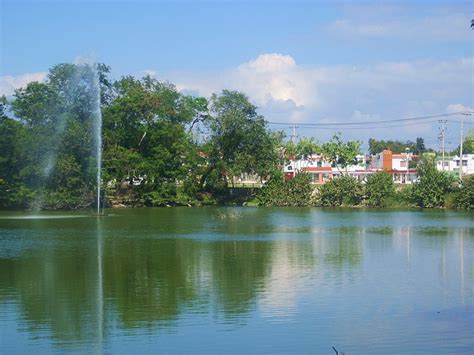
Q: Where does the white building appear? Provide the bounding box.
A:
[284,150,419,185]
[370,150,418,184]
[436,154,474,175]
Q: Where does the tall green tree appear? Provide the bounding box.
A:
[321,133,362,174]
[202,90,281,190]
[102,76,207,205]
[9,63,112,208]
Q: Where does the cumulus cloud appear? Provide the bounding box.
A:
[0,72,47,96]
[171,53,473,145]
[446,104,474,114]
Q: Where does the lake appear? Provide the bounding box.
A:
[0,207,472,354]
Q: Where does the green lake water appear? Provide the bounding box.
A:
[0,207,472,354]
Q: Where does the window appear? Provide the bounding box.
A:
[400,161,406,167]
[462,160,467,166]
[317,161,322,167]
[443,162,449,166]
[287,165,293,171]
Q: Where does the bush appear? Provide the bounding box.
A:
[258,172,314,206]
[411,160,455,208]
[386,185,413,208]
[365,171,395,207]
[316,175,363,207]
[452,175,474,210]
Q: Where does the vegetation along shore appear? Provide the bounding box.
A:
[1,63,473,210]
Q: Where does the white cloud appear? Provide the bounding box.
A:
[327,6,472,41]
[446,104,474,114]
[0,72,47,96]
[140,69,158,77]
[171,53,473,145]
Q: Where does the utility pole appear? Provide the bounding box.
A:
[288,125,299,175]
[459,114,464,179]
[438,120,447,171]
[289,125,299,143]
[460,112,473,178]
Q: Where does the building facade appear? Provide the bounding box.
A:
[436,154,474,175]
[284,150,419,184]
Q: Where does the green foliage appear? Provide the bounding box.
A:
[415,137,426,155]
[321,134,362,173]
[257,172,314,206]
[411,160,455,208]
[284,137,320,162]
[0,61,468,210]
[365,171,395,207]
[368,137,423,155]
[386,185,414,208]
[316,175,363,207]
[451,129,474,155]
[452,175,474,210]
[202,90,281,191]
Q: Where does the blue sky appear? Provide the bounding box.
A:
[1,0,473,148]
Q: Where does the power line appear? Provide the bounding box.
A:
[273,119,442,130]
[266,112,472,127]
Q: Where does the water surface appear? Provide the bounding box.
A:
[0,208,472,354]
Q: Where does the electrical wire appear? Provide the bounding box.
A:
[267,111,472,127]
[272,119,442,130]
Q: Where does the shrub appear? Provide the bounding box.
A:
[386,185,413,208]
[365,171,395,207]
[452,175,474,210]
[316,175,363,207]
[411,160,455,208]
[258,171,314,206]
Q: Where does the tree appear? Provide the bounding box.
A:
[102,76,207,206]
[415,137,426,155]
[365,171,395,207]
[321,133,362,174]
[0,95,9,119]
[452,175,474,210]
[411,160,455,208]
[452,129,474,155]
[0,111,28,207]
[368,138,419,155]
[202,90,280,190]
[283,137,320,165]
[257,171,314,206]
[316,175,363,207]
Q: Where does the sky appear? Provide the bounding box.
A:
[1,0,473,150]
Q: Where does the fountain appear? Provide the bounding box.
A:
[90,64,103,215]
[29,61,103,215]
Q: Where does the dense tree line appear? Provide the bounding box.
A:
[1,62,472,210]
[0,63,282,209]
[368,137,427,155]
[260,161,473,210]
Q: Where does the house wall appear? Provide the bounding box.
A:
[436,154,474,175]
